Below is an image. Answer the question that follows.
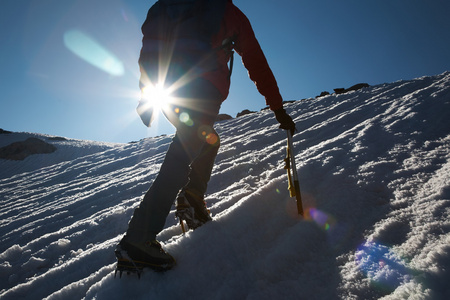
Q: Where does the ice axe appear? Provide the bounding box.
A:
[284,130,304,216]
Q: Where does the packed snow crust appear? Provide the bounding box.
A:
[1,72,449,299]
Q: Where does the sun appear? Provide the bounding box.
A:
[141,83,173,113]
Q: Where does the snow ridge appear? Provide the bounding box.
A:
[1,72,449,299]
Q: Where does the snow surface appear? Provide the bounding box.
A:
[1,72,450,299]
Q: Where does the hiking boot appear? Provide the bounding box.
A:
[115,240,175,274]
[175,190,212,231]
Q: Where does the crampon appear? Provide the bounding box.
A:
[175,191,212,233]
[175,204,211,233]
[114,244,174,279]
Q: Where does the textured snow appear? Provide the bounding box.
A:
[1,72,449,299]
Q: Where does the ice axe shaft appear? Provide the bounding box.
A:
[285,131,304,216]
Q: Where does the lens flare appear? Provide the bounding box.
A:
[356,241,413,292]
[179,112,194,126]
[308,208,336,231]
[63,29,124,76]
[206,133,218,145]
[197,125,218,145]
[120,8,129,22]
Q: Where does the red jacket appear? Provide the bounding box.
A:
[206,1,283,111]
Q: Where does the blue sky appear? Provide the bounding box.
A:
[1,0,450,143]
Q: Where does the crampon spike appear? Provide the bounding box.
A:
[180,219,187,234]
[115,257,144,279]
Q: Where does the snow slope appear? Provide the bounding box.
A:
[1,72,449,299]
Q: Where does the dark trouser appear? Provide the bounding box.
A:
[124,79,222,244]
